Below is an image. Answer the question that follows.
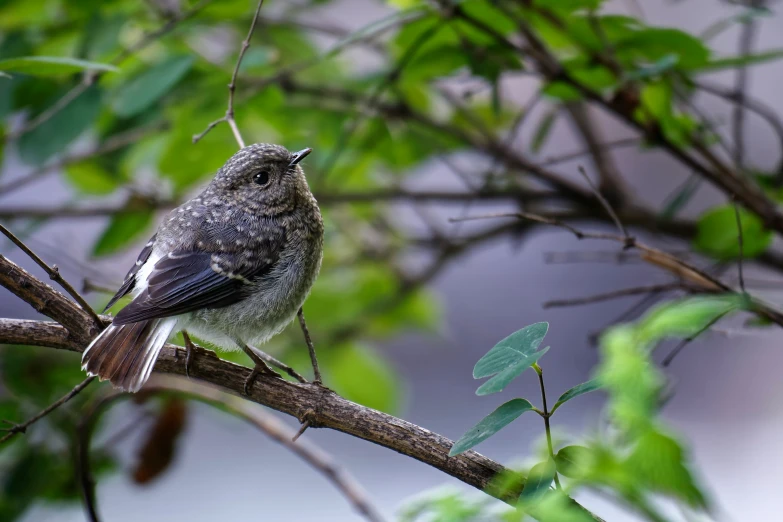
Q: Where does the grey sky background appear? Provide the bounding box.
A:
[3,0,783,520]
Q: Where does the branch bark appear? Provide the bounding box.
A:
[0,318,512,501]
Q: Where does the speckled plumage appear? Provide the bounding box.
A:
[82,143,323,392]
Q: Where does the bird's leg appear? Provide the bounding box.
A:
[248,346,307,383]
[182,330,196,378]
[297,308,322,385]
[238,341,281,395]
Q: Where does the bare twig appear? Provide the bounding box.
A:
[0,122,167,196]
[577,165,631,243]
[449,213,729,297]
[732,4,761,171]
[696,80,783,177]
[6,83,92,142]
[540,137,640,167]
[148,377,386,522]
[192,0,264,145]
[0,376,95,444]
[0,224,102,327]
[565,103,629,204]
[542,283,687,309]
[662,310,733,367]
[733,201,746,293]
[0,188,560,219]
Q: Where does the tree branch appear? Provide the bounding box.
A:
[0,318,517,503]
[1,224,102,326]
[0,376,95,444]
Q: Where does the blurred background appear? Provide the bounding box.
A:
[1,0,783,520]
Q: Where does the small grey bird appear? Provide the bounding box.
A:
[82,144,323,393]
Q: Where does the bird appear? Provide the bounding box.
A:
[81,143,324,393]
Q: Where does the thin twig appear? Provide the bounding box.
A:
[0,122,167,197]
[0,223,102,327]
[733,201,746,293]
[0,376,95,444]
[577,165,631,243]
[695,79,783,177]
[449,212,727,295]
[540,137,639,167]
[192,0,264,145]
[542,283,688,309]
[732,5,760,171]
[150,377,387,522]
[662,310,733,367]
[6,83,91,141]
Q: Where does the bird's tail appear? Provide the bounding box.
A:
[81,318,177,392]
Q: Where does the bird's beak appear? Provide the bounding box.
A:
[289,148,312,166]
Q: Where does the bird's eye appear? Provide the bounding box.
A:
[253,170,270,186]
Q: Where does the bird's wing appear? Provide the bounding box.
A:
[104,234,157,312]
[112,242,282,325]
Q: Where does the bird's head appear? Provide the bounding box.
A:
[208,143,313,215]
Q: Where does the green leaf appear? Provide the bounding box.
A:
[555,446,592,479]
[598,326,663,433]
[542,81,582,101]
[518,460,555,503]
[639,81,672,120]
[159,125,238,192]
[18,85,102,165]
[638,295,746,345]
[530,490,595,522]
[476,346,550,396]
[551,378,602,414]
[111,55,194,118]
[616,28,709,70]
[695,204,772,259]
[625,430,707,508]
[473,322,548,379]
[531,109,558,153]
[449,398,534,456]
[65,161,119,195]
[0,56,117,76]
[92,210,154,257]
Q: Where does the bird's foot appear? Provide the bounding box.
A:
[243,359,281,395]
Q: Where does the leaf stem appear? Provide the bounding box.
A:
[533,363,561,490]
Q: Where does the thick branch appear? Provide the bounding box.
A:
[0,319,517,504]
[0,256,104,339]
